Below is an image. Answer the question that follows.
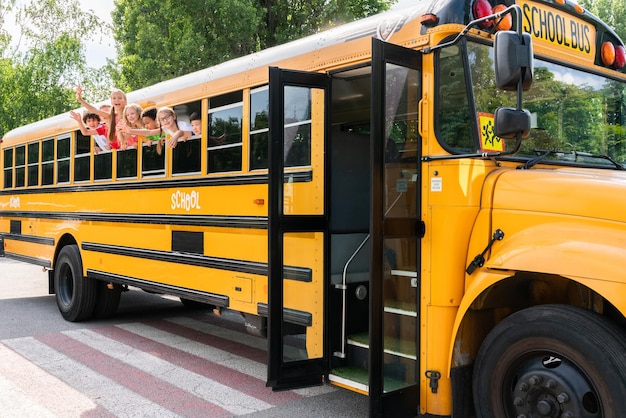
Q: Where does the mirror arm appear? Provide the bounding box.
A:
[424,5,522,54]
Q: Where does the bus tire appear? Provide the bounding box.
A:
[93,281,122,319]
[473,304,626,418]
[54,245,96,322]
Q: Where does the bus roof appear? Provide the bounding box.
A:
[1,1,430,147]
[2,0,624,146]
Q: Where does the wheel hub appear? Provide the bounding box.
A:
[510,355,601,418]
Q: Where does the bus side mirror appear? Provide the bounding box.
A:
[494,107,531,139]
[494,31,533,91]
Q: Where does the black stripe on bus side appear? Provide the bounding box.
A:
[0,170,313,196]
[3,252,52,268]
[82,242,313,282]
[256,303,312,327]
[0,211,268,228]
[87,269,230,308]
[1,233,55,246]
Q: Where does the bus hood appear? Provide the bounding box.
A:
[483,167,626,286]
[490,168,626,223]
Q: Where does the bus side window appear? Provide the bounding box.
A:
[94,149,113,181]
[27,142,40,187]
[3,147,13,188]
[41,138,54,186]
[208,91,243,173]
[14,145,25,188]
[250,86,269,170]
[116,147,137,180]
[171,101,201,175]
[75,131,91,182]
[56,136,70,184]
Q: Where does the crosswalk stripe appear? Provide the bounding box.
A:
[95,323,303,406]
[42,330,235,417]
[0,344,96,417]
[167,316,268,351]
[142,318,336,397]
[0,342,103,417]
[65,326,279,415]
[0,313,338,416]
[3,336,179,417]
[122,320,269,381]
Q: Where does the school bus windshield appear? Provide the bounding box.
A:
[438,39,626,167]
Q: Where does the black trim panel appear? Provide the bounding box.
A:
[1,233,55,246]
[0,212,268,229]
[172,231,204,254]
[257,302,312,327]
[4,252,51,268]
[10,220,21,234]
[82,242,312,282]
[0,170,312,196]
[87,270,230,308]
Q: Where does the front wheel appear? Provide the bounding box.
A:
[54,245,97,322]
[473,304,626,418]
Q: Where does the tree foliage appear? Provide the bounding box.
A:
[112,0,392,91]
[0,0,17,55]
[0,0,112,137]
[581,0,626,41]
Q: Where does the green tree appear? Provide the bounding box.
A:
[112,0,392,91]
[0,0,112,136]
[112,0,262,91]
[580,0,626,41]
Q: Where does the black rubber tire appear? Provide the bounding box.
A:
[54,245,97,322]
[93,281,122,319]
[473,304,626,418]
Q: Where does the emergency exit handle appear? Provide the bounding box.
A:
[466,229,505,275]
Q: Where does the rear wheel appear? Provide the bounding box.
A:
[473,304,626,418]
[54,245,97,322]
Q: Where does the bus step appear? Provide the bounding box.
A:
[346,332,370,370]
[329,366,369,395]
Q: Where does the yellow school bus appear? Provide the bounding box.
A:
[2,0,626,416]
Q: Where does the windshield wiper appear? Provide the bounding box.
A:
[574,151,624,170]
[519,149,625,170]
[518,149,556,169]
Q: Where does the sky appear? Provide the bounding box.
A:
[5,0,116,68]
[78,0,116,68]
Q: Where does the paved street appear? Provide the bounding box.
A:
[0,257,368,417]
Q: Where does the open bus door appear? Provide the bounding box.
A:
[370,37,422,417]
[267,67,330,390]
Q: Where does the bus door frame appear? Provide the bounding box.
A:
[267,67,331,390]
[370,37,422,417]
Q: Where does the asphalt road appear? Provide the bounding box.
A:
[0,257,369,417]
